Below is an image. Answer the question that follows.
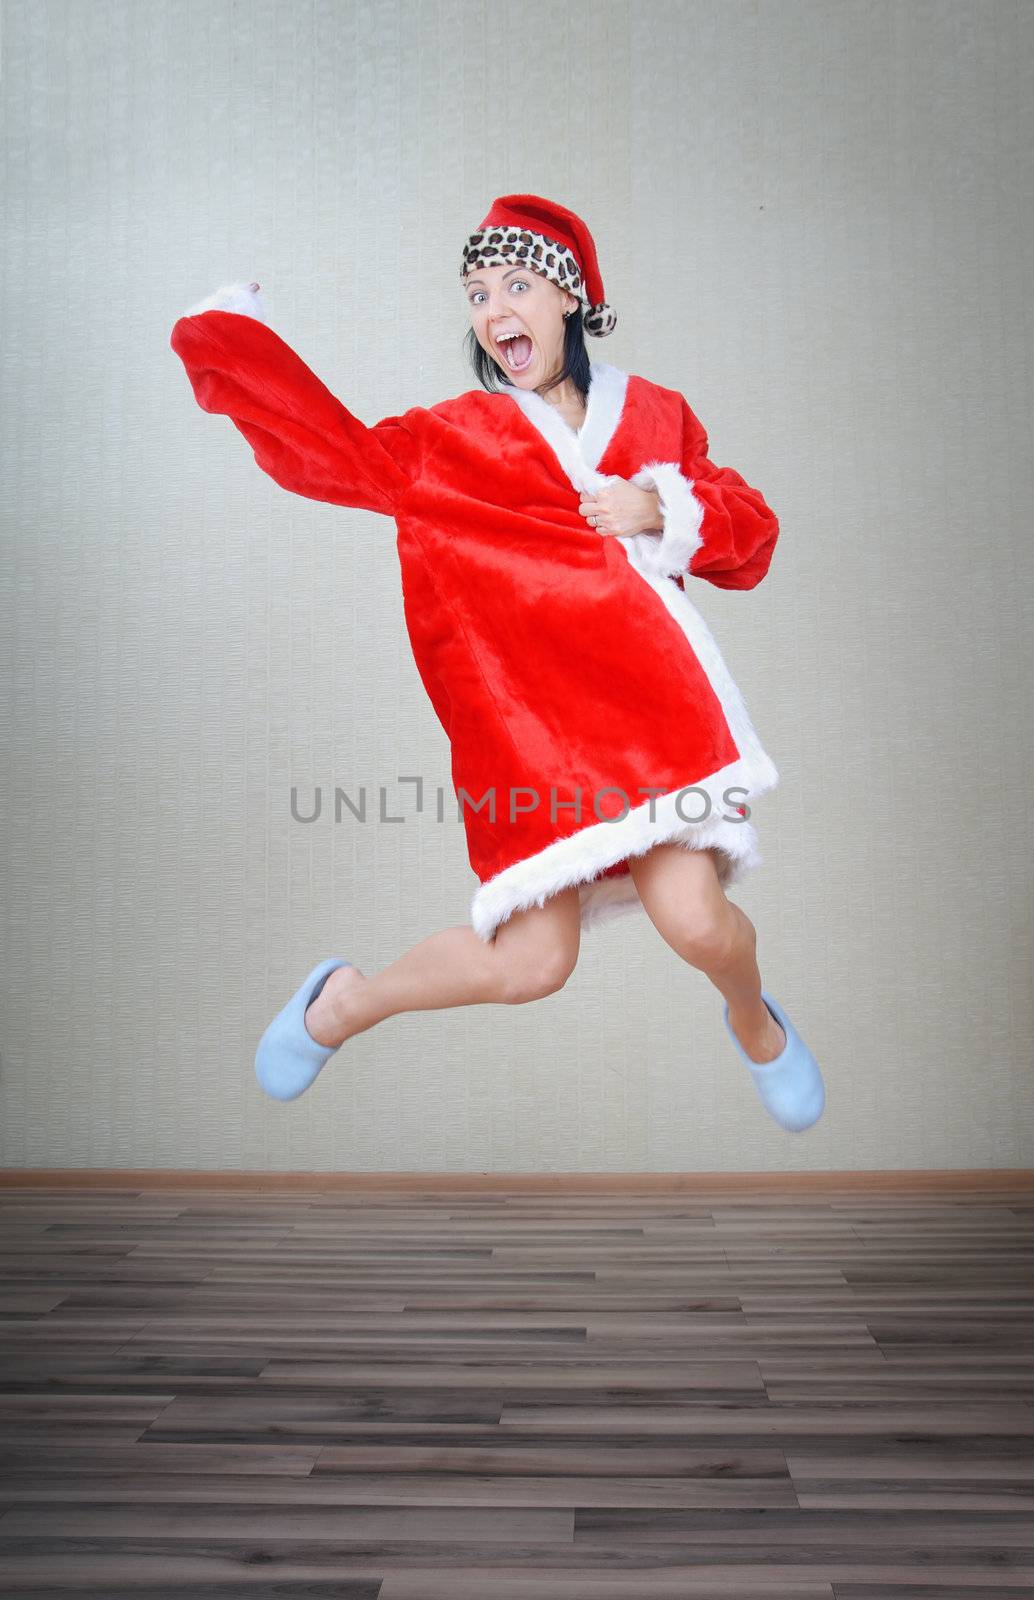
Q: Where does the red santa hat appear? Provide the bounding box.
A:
[460,192,617,337]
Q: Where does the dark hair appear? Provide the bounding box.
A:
[463,308,592,404]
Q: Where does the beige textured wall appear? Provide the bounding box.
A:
[2,0,1032,1173]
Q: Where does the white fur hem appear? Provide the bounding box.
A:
[468,762,773,943]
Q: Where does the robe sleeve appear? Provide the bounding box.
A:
[629,395,779,589]
[169,294,422,518]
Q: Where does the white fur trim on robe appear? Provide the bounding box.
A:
[626,461,705,578]
[183,280,270,323]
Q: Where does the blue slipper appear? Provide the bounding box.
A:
[255,957,353,1102]
[723,988,826,1132]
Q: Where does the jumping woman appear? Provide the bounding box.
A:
[170,191,825,1132]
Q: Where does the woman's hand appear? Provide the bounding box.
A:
[578,480,662,539]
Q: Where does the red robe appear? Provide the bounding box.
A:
[170,298,780,943]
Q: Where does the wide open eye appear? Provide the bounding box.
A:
[467,278,530,305]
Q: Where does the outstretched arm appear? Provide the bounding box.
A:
[169,281,423,517]
[630,395,779,589]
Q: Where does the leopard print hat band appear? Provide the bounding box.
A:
[460,192,617,338]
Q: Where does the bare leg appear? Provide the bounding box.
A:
[628,842,786,1064]
[303,884,583,1049]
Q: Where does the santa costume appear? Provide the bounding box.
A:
[169,193,781,947]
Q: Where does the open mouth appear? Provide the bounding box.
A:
[497,333,534,372]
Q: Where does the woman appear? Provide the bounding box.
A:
[170,192,825,1132]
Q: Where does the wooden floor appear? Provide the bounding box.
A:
[1,1182,1033,1598]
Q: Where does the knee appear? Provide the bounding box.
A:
[500,945,577,1004]
[674,903,745,970]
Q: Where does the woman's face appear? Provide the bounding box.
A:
[464,261,579,386]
